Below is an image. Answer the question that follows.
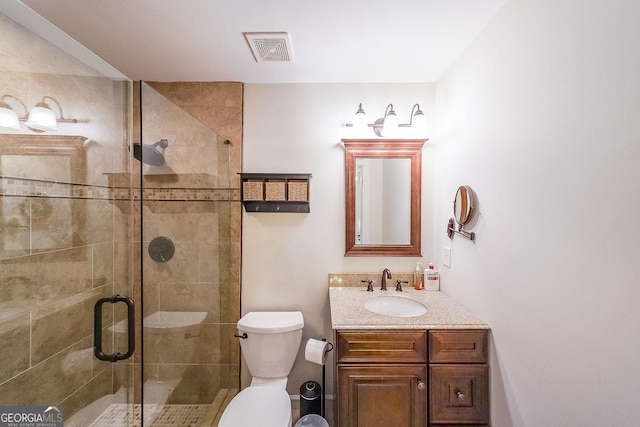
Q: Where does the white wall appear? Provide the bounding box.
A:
[435,0,640,426]
[242,83,436,395]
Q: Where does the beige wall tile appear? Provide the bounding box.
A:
[31,285,112,365]
[200,82,242,108]
[0,197,30,259]
[219,324,240,366]
[0,314,30,383]
[0,246,92,312]
[143,241,200,283]
[60,368,114,425]
[146,82,202,106]
[198,242,221,283]
[143,323,210,364]
[158,281,220,322]
[31,198,73,252]
[83,199,115,245]
[0,338,94,406]
[220,362,240,390]
[93,242,114,287]
[161,364,221,405]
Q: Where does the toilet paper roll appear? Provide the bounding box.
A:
[305,338,330,365]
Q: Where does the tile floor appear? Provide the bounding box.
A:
[88,390,333,426]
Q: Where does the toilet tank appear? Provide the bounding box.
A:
[237,311,304,378]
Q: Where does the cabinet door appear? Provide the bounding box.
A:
[429,364,489,424]
[338,365,427,427]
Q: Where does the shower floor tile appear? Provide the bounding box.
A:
[91,403,209,426]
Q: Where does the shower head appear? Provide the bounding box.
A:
[130,139,168,166]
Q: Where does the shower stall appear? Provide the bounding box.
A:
[0,11,241,426]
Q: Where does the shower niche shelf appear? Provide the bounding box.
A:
[240,173,311,213]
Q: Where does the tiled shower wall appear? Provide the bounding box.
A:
[0,11,132,420]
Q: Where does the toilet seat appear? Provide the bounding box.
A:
[219,386,292,427]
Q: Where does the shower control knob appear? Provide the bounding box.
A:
[148,236,174,262]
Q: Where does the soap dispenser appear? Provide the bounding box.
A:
[413,262,423,290]
[424,263,440,291]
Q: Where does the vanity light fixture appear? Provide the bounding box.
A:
[0,95,80,132]
[25,96,78,131]
[0,94,28,131]
[346,103,427,138]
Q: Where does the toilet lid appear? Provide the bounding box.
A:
[219,387,291,427]
[238,311,304,333]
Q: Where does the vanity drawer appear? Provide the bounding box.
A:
[429,364,489,424]
[336,330,426,363]
[428,330,488,363]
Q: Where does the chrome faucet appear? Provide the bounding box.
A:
[381,268,392,291]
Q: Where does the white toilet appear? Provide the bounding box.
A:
[219,311,304,427]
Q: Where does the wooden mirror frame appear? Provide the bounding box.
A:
[343,138,426,256]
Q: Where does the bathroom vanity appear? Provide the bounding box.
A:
[329,283,490,427]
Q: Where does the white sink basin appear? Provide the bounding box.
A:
[364,296,427,317]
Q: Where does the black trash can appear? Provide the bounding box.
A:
[300,381,321,417]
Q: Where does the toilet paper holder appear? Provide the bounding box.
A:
[305,338,334,365]
[304,338,334,418]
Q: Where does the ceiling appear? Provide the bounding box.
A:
[13,0,508,83]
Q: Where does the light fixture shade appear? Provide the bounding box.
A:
[412,110,427,136]
[353,103,367,129]
[26,104,58,131]
[0,103,21,130]
[382,108,398,137]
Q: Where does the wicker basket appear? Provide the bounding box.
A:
[287,181,308,201]
[265,181,286,201]
[243,181,263,201]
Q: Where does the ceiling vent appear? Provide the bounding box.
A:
[244,32,294,63]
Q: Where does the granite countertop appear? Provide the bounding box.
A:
[329,286,489,330]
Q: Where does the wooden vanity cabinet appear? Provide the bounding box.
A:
[336,330,428,427]
[335,329,489,427]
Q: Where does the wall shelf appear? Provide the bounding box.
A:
[240,173,311,213]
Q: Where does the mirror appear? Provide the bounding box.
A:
[355,157,411,245]
[454,185,474,225]
[447,185,476,241]
[343,139,426,256]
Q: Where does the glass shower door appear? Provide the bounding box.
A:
[0,10,136,427]
[137,82,241,425]
[0,12,241,426]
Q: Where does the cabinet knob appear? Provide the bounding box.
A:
[417,379,426,390]
[456,390,466,401]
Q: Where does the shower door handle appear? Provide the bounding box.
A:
[94,294,135,362]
